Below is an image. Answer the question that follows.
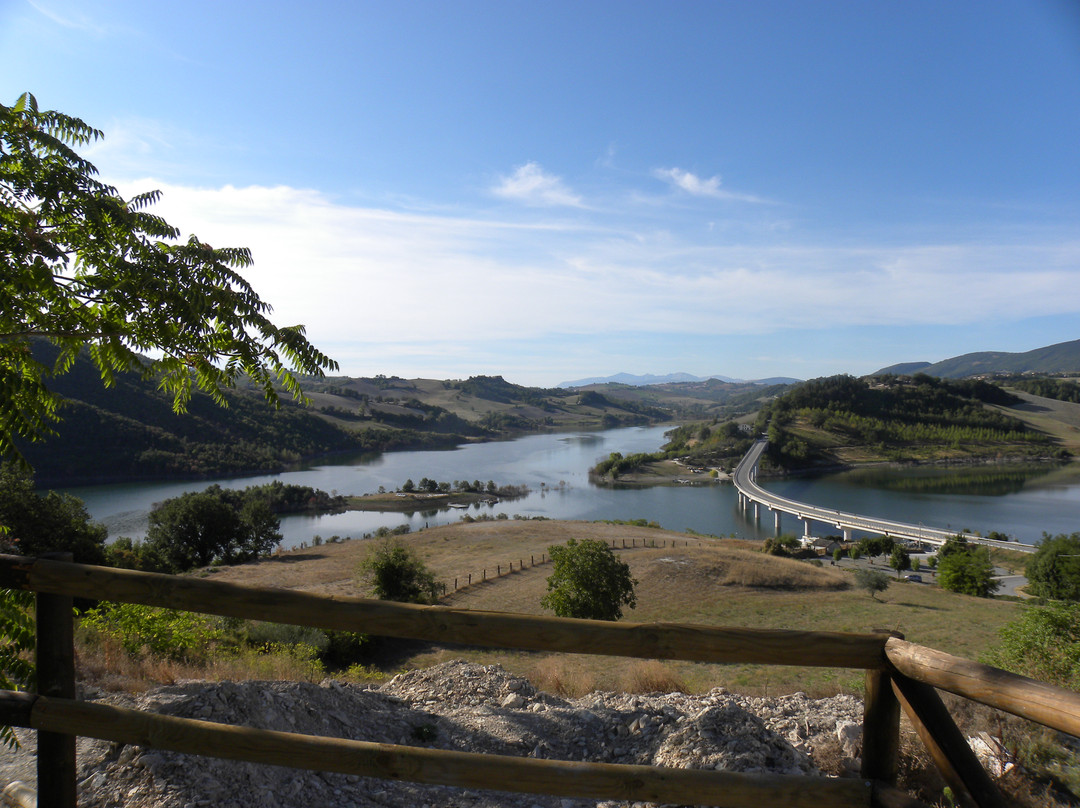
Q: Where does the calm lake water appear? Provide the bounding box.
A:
[60,425,1080,549]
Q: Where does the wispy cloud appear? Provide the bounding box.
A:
[26,0,109,35]
[491,162,584,207]
[653,167,769,204]
[112,178,1080,350]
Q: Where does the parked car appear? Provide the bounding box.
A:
[904,574,923,583]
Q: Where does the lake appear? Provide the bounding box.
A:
[60,425,1080,549]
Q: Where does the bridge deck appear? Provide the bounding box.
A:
[732,440,1035,553]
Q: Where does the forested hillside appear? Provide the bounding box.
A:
[20,346,673,483]
[756,374,1065,469]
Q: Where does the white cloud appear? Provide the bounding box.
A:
[105,178,1080,379]
[491,162,583,207]
[653,167,768,204]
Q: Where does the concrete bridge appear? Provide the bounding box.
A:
[732,439,1037,553]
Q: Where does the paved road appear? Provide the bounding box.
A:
[734,439,1037,554]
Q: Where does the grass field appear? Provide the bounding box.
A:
[205,520,1021,697]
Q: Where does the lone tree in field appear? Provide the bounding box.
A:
[541,538,637,621]
[855,568,891,601]
[357,538,440,604]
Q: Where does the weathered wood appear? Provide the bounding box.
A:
[36,552,76,808]
[871,783,935,808]
[0,691,36,728]
[0,555,890,669]
[862,669,901,784]
[862,630,903,785]
[27,694,874,808]
[886,637,1080,737]
[891,674,1007,808]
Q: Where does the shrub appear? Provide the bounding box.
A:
[1026,533,1080,602]
[357,538,439,604]
[541,539,637,621]
[937,546,999,598]
[854,568,891,601]
[81,603,224,661]
[982,602,1080,690]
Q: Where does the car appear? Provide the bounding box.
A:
[904,574,923,583]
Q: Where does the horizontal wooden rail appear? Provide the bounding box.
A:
[0,691,925,808]
[886,638,1080,738]
[0,554,889,669]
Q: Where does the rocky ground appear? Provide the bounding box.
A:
[1,660,866,808]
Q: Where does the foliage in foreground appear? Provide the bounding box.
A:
[983,602,1080,691]
[1026,533,1080,602]
[0,92,337,466]
[541,538,637,621]
[78,602,370,677]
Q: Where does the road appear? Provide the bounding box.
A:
[733,439,1037,554]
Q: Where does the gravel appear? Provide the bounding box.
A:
[1,661,866,808]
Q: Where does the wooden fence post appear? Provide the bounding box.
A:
[862,631,903,785]
[36,552,76,808]
[891,674,1008,808]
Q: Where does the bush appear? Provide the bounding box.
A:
[983,602,1080,690]
[541,539,637,621]
[938,546,999,598]
[855,568,891,600]
[356,538,439,604]
[81,602,224,661]
[1026,533,1080,602]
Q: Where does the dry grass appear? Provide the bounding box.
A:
[527,655,598,697]
[157,520,1021,699]
[618,659,688,694]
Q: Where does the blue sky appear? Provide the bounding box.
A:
[3,0,1080,386]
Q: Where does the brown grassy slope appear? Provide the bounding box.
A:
[1003,390,1080,452]
[205,520,1019,696]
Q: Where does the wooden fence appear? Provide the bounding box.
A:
[1,553,1078,808]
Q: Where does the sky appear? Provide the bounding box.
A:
[3,0,1080,387]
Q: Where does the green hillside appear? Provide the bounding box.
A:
[21,347,674,483]
[877,338,1080,378]
[756,374,1066,470]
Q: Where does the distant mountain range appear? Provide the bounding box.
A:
[875,338,1080,378]
[558,372,801,388]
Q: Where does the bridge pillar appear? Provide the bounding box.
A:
[774,509,782,532]
[752,502,759,521]
[843,527,853,543]
[802,518,813,539]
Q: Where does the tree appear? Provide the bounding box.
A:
[937,546,999,598]
[0,93,335,746]
[889,546,911,578]
[1026,533,1080,602]
[541,539,637,621]
[854,568,891,601]
[0,462,106,565]
[144,487,282,571]
[0,93,337,464]
[357,538,439,604]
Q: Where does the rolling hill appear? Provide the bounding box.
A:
[876,338,1080,378]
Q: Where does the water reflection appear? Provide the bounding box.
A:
[837,464,1066,497]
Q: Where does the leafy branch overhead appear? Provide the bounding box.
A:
[0,92,338,462]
